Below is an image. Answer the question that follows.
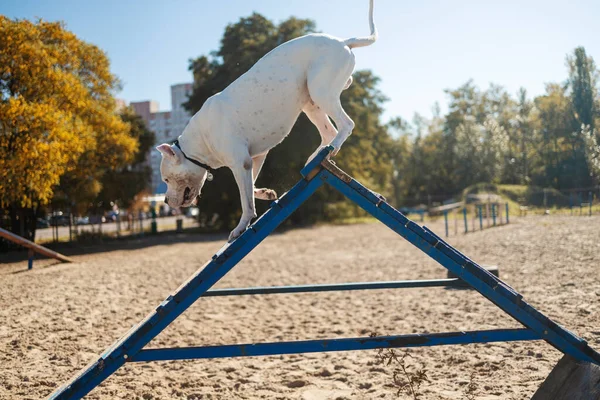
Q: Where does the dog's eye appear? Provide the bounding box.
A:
[164,179,169,183]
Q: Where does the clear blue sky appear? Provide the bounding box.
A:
[3,0,600,122]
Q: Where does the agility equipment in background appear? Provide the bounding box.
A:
[0,227,74,270]
[49,146,600,400]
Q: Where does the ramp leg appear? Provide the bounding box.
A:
[531,355,600,400]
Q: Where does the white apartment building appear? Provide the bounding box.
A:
[131,83,193,194]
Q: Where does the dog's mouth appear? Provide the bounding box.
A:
[183,187,192,203]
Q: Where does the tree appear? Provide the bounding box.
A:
[514,88,538,184]
[94,108,155,212]
[0,17,136,240]
[534,82,591,189]
[567,47,597,132]
[566,47,599,186]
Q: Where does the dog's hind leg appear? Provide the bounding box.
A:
[303,102,338,165]
[252,153,277,200]
[307,58,355,157]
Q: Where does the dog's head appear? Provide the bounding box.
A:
[156,143,210,208]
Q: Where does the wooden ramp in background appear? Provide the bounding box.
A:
[0,227,74,265]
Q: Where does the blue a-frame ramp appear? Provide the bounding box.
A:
[48,146,600,399]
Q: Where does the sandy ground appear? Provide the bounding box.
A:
[1,215,599,400]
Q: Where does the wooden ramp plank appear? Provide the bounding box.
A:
[0,227,74,263]
[531,355,600,400]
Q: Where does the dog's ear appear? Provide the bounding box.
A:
[156,144,180,162]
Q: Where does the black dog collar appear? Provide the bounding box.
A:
[173,140,214,181]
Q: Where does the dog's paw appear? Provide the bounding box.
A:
[228,228,245,242]
[255,188,278,201]
[228,215,255,242]
[330,146,340,157]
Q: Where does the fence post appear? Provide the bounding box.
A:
[454,209,458,235]
[68,212,73,242]
[478,205,483,230]
[498,203,503,225]
[463,207,468,234]
[139,210,144,237]
[506,203,509,224]
[589,192,593,217]
[51,209,56,243]
[151,202,158,234]
[28,248,34,270]
[444,210,448,238]
[492,204,497,226]
[570,193,574,215]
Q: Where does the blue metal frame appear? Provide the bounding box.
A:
[130,329,539,362]
[318,155,600,365]
[203,278,468,297]
[48,146,600,400]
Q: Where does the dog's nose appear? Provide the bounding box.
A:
[164,197,169,206]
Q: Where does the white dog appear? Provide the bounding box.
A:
[157,0,377,241]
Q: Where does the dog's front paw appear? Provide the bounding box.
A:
[228,228,245,242]
[228,215,254,242]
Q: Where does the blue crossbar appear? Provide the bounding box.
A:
[203,278,468,297]
[129,328,540,362]
[48,146,600,400]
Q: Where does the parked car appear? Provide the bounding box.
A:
[49,213,70,226]
[106,211,119,222]
[36,218,50,229]
[75,216,89,225]
[89,215,106,224]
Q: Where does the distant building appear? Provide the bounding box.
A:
[131,100,159,123]
[131,83,193,194]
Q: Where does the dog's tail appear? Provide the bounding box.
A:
[344,0,377,49]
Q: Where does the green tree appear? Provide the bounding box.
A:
[514,88,538,185]
[440,81,516,193]
[567,47,597,132]
[566,47,599,186]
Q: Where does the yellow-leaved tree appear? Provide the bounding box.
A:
[0,17,137,240]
